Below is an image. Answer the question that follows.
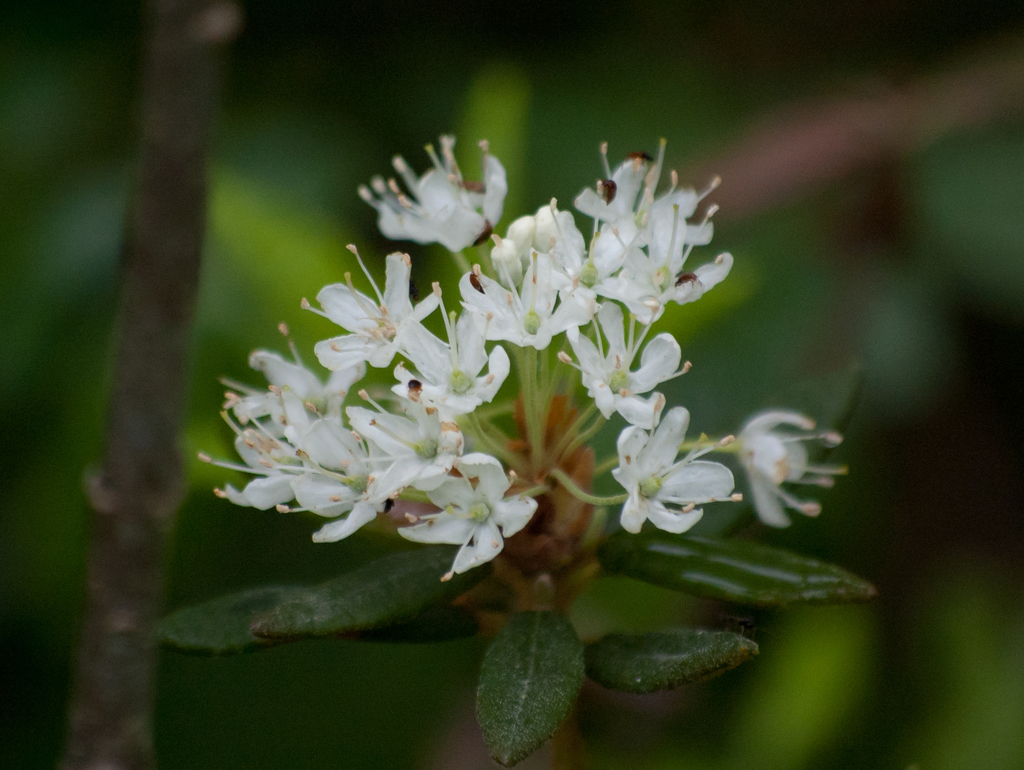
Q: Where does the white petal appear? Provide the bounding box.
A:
[291,474,357,516]
[399,515,477,545]
[316,284,377,332]
[248,351,322,397]
[630,334,681,393]
[614,392,663,430]
[452,520,503,573]
[311,501,379,542]
[645,500,703,534]
[619,490,649,533]
[642,407,690,474]
[241,474,296,510]
[495,497,538,537]
[482,155,508,225]
[383,252,413,321]
[750,478,791,528]
[314,335,381,371]
[660,460,735,504]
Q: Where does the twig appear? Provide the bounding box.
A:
[689,36,1024,220]
[61,1,240,769]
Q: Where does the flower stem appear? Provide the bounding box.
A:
[551,402,598,460]
[592,454,619,477]
[559,414,606,460]
[452,249,472,274]
[549,468,628,506]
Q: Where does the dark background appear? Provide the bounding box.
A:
[3,1,1024,767]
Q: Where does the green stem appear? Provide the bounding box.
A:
[560,414,606,460]
[516,484,550,498]
[551,401,598,460]
[464,413,521,467]
[519,347,543,462]
[452,250,471,274]
[549,468,628,506]
[592,454,619,477]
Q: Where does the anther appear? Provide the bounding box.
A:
[276,504,290,513]
[197,452,212,463]
[730,493,744,502]
[301,298,311,309]
[213,488,227,498]
[441,571,454,583]
[432,281,443,298]
[557,351,573,364]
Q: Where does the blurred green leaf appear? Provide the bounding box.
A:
[159,586,307,656]
[728,606,875,770]
[358,604,479,644]
[458,62,531,221]
[476,610,585,767]
[250,547,487,640]
[585,627,757,694]
[770,361,863,435]
[598,533,876,607]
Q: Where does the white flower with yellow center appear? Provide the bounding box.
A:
[312,250,439,370]
[399,453,537,579]
[392,296,509,416]
[563,302,685,429]
[359,136,507,253]
[346,398,463,493]
[612,407,737,533]
[739,410,846,527]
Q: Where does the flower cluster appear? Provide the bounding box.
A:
[204,137,846,579]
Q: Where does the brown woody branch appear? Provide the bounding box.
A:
[61,1,240,769]
[689,36,1024,220]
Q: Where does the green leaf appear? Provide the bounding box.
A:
[774,361,863,435]
[585,627,758,694]
[159,586,306,656]
[358,605,479,644]
[598,533,877,607]
[251,547,488,640]
[477,611,585,767]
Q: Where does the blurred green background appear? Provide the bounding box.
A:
[3,0,1024,767]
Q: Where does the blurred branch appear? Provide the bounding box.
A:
[692,37,1024,220]
[61,1,240,769]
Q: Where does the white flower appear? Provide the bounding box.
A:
[460,255,592,350]
[313,251,439,369]
[392,305,509,416]
[739,410,845,528]
[227,348,365,432]
[399,453,537,578]
[564,302,684,429]
[359,136,507,253]
[574,143,658,226]
[346,400,463,492]
[211,429,305,511]
[612,407,737,534]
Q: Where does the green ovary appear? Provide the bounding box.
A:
[580,260,598,288]
[468,502,491,522]
[608,369,630,392]
[414,438,438,459]
[523,310,542,335]
[449,369,473,394]
[639,475,663,498]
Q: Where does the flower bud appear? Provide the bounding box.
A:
[506,215,536,270]
[490,236,523,287]
[533,204,559,253]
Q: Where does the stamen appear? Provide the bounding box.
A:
[600,141,612,179]
[346,244,384,305]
